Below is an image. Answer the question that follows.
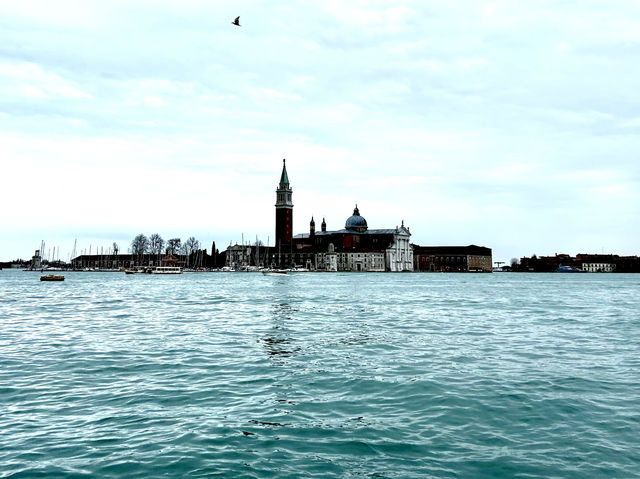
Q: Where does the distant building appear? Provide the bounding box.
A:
[412,245,493,272]
[226,244,251,270]
[30,250,42,270]
[582,262,615,273]
[224,242,274,270]
[518,253,573,272]
[516,253,640,272]
[293,206,413,272]
[610,255,640,273]
[222,160,495,272]
[71,250,216,270]
[262,160,413,271]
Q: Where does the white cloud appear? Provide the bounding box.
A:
[0,62,92,99]
[143,95,167,107]
[322,1,414,30]
[247,87,302,105]
[0,1,639,262]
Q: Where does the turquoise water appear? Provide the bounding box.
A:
[1,270,639,478]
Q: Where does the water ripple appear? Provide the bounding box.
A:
[1,270,639,477]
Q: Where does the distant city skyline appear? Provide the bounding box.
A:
[2,1,639,264]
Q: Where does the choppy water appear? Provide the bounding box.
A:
[1,269,639,478]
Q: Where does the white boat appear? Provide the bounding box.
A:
[262,269,289,275]
[151,266,182,274]
[124,267,149,274]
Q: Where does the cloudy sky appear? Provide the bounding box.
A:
[1,0,639,264]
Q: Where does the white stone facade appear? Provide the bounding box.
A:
[385,226,413,272]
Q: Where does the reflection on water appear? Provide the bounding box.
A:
[272,302,294,321]
[260,335,299,358]
[260,302,300,359]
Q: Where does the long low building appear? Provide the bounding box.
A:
[70,250,220,270]
[412,245,493,272]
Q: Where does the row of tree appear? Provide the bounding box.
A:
[130,234,201,256]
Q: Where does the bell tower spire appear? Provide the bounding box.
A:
[275,159,293,249]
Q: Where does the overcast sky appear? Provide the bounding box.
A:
[1,0,639,264]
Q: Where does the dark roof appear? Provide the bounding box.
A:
[294,228,400,239]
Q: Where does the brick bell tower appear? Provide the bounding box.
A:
[275,159,293,249]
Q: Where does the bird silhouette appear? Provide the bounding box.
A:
[232,16,241,26]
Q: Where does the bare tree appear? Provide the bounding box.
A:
[166,238,181,255]
[149,234,165,255]
[131,234,149,255]
[184,236,200,255]
[182,237,201,268]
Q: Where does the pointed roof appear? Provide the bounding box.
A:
[279,158,289,185]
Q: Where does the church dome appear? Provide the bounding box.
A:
[345,205,368,231]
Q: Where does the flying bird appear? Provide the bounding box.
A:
[232,16,241,26]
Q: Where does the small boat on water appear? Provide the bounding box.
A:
[262,269,289,276]
[124,268,148,274]
[40,274,64,281]
[557,265,586,273]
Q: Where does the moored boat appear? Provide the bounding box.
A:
[557,265,586,273]
[40,274,64,281]
[124,267,149,274]
[151,266,182,274]
[262,269,289,275]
